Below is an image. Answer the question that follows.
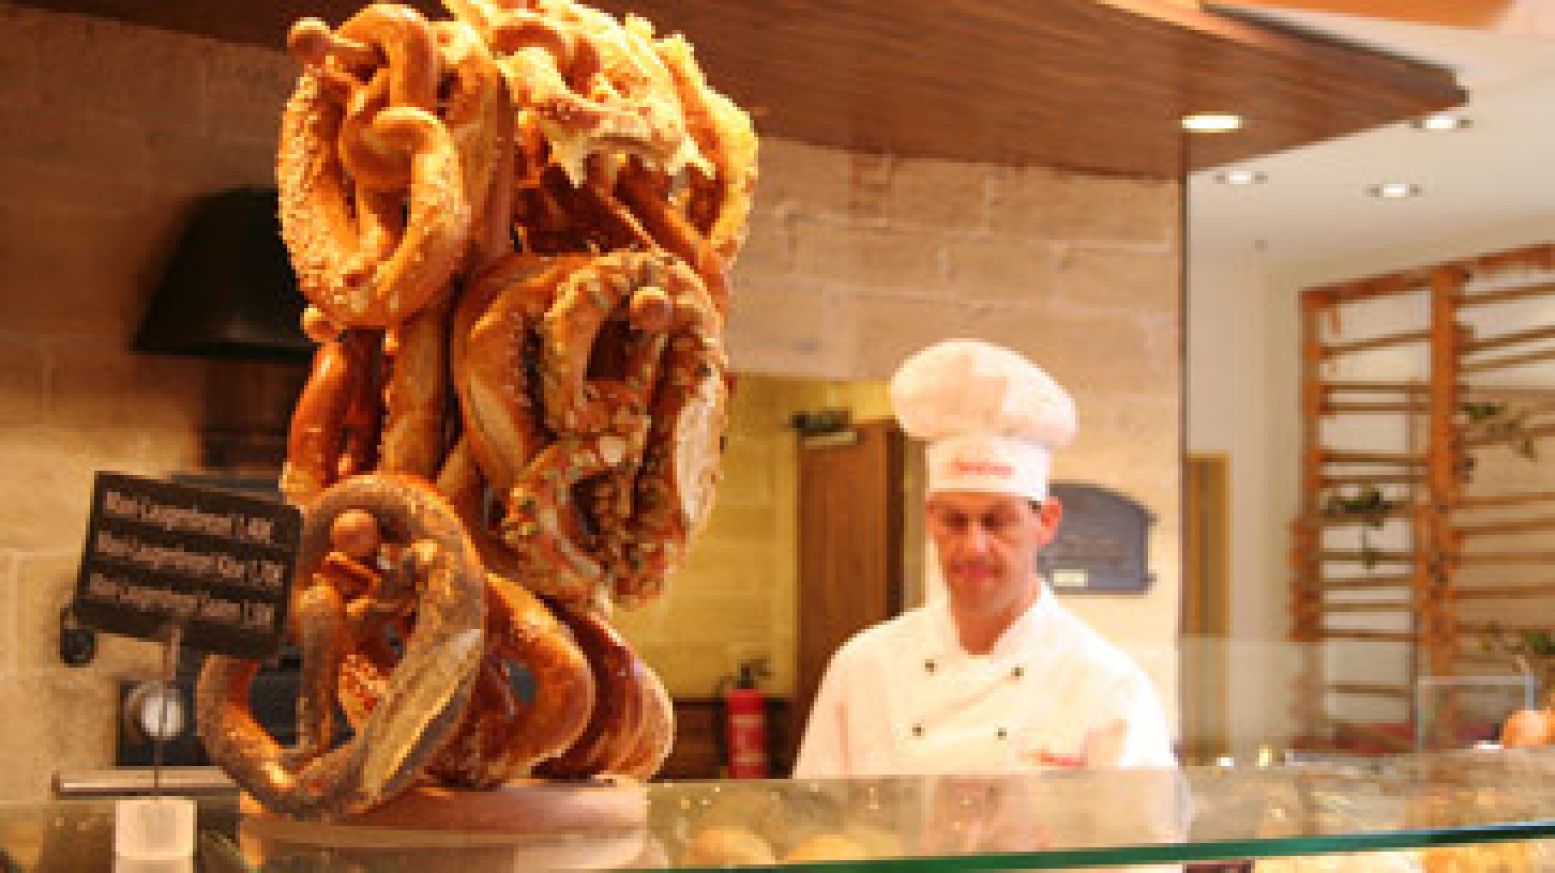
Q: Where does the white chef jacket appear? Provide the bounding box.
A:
[793,585,1186,869]
[795,584,1177,778]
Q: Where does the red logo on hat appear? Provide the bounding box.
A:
[947,458,1014,478]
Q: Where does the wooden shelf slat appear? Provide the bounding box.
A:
[1319,450,1426,465]
[1313,550,1416,563]
[1461,346,1555,374]
[1326,682,1412,699]
[1320,600,1412,613]
[1458,281,1555,308]
[1316,629,1415,642]
[1461,421,1555,449]
[1321,381,1430,393]
[1321,329,1432,358]
[1304,510,1414,527]
[1323,402,1428,414]
[1459,621,1555,636]
[1320,473,1424,486]
[1308,245,1555,300]
[1454,516,1555,537]
[1458,490,1555,509]
[1307,575,1415,589]
[1457,551,1555,566]
[1462,324,1555,354]
[1455,586,1555,600]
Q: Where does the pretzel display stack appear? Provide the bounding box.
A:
[195,0,756,819]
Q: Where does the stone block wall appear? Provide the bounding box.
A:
[0,7,1181,801]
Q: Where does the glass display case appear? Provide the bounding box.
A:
[6,749,1555,870]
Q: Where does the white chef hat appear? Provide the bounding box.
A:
[890,339,1076,501]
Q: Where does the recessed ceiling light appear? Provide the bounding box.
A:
[1410,112,1471,132]
[1214,169,1267,185]
[1367,182,1423,199]
[1181,113,1243,134]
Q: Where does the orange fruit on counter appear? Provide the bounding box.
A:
[1500,708,1555,747]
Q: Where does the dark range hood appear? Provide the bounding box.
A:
[134,187,312,362]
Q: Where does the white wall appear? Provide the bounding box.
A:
[1186,239,1303,752]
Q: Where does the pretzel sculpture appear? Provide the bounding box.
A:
[198,0,756,818]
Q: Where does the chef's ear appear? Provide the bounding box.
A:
[1033,497,1062,543]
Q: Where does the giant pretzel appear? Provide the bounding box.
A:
[197,0,756,818]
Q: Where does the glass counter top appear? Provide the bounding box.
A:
[4,749,1555,870]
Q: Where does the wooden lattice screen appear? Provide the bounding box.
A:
[1293,243,1555,753]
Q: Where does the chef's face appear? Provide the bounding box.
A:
[926,491,1062,614]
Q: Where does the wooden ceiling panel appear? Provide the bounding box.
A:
[13,0,1465,177]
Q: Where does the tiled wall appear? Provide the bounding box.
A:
[0,7,1181,801]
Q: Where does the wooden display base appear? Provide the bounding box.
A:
[239,779,665,870]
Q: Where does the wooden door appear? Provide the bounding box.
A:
[1181,453,1230,764]
[793,419,905,765]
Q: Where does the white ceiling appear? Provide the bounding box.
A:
[1189,4,1555,270]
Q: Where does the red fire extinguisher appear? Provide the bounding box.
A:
[720,660,769,778]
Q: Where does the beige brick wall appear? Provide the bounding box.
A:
[0,7,1181,801]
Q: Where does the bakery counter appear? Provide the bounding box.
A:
[6,749,1555,870]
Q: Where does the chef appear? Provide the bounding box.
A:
[794,338,1177,780]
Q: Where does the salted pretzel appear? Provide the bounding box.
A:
[196,475,486,818]
[378,297,449,479]
[612,657,675,779]
[447,251,684,604]
[292,4,439,184]
[334,332,384,484]
[496,253,709,604]
[454,254,576,495]
[314,467,648,787]
[291,5,440,109]
[278,75,471,328]
[537,251,688,435]
[537,605,673,778]
[338,70,409,191]
[430,18,509,261]
[279,8,472,329]
[653,34,758,264]
[331,559,599,788]
[447,258,597,601]
[430,572,596,785]
[613,268,727,604]
[437,437,566,598]
[448,0,707,185]
[281,331,380,506]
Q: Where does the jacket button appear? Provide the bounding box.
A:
[1010,666,1024,680]
[924,659,936,674]
[912,724,924,738]
[996,728,1008,740]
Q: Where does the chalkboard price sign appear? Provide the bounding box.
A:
[72,472,302,659]
[1038,482,1154,594]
